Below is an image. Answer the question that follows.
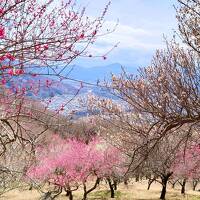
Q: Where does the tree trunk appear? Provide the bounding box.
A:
[42,187,63,200]
[68,191,73,200]
[171,181,176,189]
[107,178,115,198]
[147,178,155,190]
[192,180,198,191]
[135,174,139,182]
[64,185,76,200]
[82,178,100,200]
[66,190,73,200]
[124,178,128,186]
[42,192,53,200]
[66,190,70,196]
[29,184,33,190]
[181,179,186,194]
[160,172,173,200]
[83,192,87,200]
[114,180,118,190]
[160,179,167,200]
[52,187,62,199]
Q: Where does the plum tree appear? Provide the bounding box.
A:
[26,135,124,200]
[0,0,115,194]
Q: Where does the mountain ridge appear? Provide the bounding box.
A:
[66,63,138,83]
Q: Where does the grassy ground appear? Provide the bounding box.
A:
[1,180,200,200]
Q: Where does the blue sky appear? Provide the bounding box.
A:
[74,0,178,68]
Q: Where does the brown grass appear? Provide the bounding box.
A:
[1,180,200,200]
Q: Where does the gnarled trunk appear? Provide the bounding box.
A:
[64,185,78,200]
[82,178,100,200]
[107,178,115,198]
[42,187,62,200]
[135,174,139,182]
[160,172,173,200]
[147,177,156,190]
[181,179,186,194]
[66,190,73,200]
[114,180,118,190]
[68,191,73,200]
[192,180,198,191]
[170,180,178,189]
[124,177,129,186]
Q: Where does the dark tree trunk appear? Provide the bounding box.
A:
[52,187,62,199]
[135,174,139,182]
[83,192,87,200]
[160,179,167,200]
[42,187,62,200]
[171,181,177,189]
[181,179,186,194]
[29,184,33,190]
[68,191,73,200]
[169,179,178,189]
[114,180,118,190]
[147,178,155,190]
[160,172,173,200]
[64,185,77,200]
[82,178,100,200]
[192,180,198,191]
[42,191,53,200]
[107,178,115,198]
[66,190,73,200]
[124,179,128,186]
[66,190,70,196]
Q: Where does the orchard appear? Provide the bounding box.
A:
[1,0,200,200]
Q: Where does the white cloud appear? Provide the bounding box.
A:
[93,21,165,53]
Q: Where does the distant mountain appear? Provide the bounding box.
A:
[4,63,138,117]
[7,75,80,99]
[43,63,138,116]
[67,63,138,83]
[20,63,138,98]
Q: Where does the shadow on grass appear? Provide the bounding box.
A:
[87,190,122,200]
[87,190,200,200]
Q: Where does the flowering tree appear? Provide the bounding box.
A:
[177,0,200,54]
[172,144,200,193]
[0,0,115,194]
[0,0,110,68]
[82,1,200,199]
[0,0,112,146]
[26,135,124,200]
[143,135,184,199]
[86,0,200,180]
